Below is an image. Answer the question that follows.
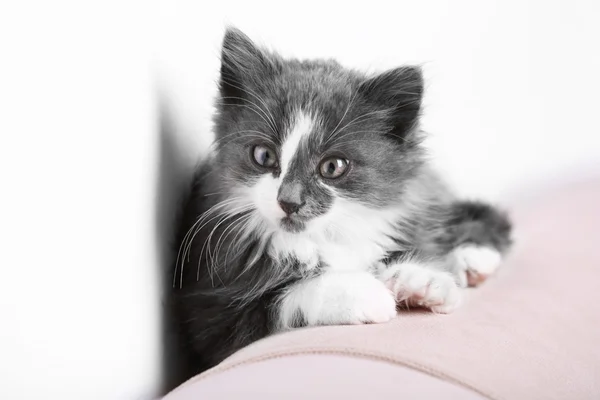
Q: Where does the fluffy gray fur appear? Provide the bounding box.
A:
[169,28,512,383]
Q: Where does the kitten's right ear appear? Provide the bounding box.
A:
[220,28,278,98]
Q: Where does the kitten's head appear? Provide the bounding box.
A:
[213,28,425,234]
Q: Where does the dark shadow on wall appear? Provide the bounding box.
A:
[155,93,197,395]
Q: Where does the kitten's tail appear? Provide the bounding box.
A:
[442,200,513,254]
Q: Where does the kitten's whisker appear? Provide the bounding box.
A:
[204,213,250,286]
[178,197,247,288]
[216,102,277,134]
[329,137,411,151]
[206,205,253,269]
[216,212,253,255]
[214,213,253,272]
[219,95,277,135]
[224,214,255,267]
[184,199,245,255]
[324,107,395,145]
[185,202,245,263]
[220,95,273,125]
[212,129,275,148]
[327,130,395,147]
[237,233,270,280]
[217,134,279,148]
[220,78,279,133]
[325,90,358,142]
[198,204,253,285]
[174,217,204,288]
[179,200,236,287]
[202,191,229,197]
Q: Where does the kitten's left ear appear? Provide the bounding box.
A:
[219,28,280,98]
[358,66,424,140]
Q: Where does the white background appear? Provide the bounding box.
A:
[1,1,599,399]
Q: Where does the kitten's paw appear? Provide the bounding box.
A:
[453,245,502,287]
[386,264,461,314]
[309,273,397,325]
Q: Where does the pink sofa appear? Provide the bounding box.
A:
[165,178,600,399]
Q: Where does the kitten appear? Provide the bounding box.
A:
[170,28,511,379]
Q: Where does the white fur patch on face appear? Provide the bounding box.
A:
[249,174,285,227]
[247,110,315,232]
[280,111,314,179]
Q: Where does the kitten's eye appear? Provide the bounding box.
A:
[252,145,278,168]
[319,157,349,179]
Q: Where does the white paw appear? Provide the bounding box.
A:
[385,263,461,314]
[283,272,397,327]
[453,245,502,287]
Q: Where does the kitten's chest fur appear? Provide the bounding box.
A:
[267,202,405,272]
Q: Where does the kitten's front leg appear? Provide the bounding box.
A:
[379,261,461,314]
[276,271,397,330]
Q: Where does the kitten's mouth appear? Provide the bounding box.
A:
[279,216,306,233]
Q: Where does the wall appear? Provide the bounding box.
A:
[0,2,159,399]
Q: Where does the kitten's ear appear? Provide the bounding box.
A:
[219,28,279,98]
[358,66,424,140]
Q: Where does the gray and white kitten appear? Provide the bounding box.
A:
[171,28,511,379]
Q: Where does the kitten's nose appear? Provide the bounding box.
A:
[277,181,305,215]
[278,200,303,215]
